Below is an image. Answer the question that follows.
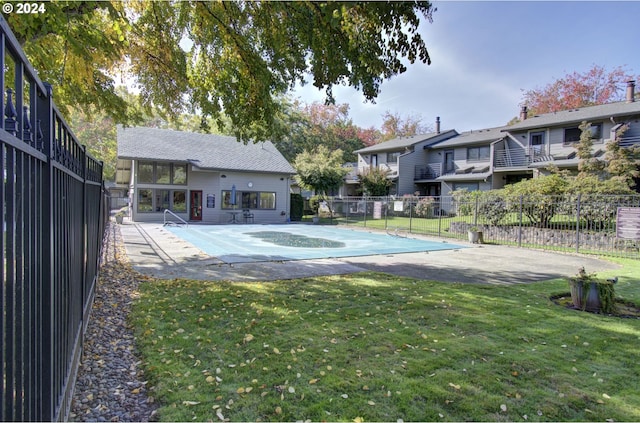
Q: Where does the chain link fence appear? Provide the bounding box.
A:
[323,195,640,259]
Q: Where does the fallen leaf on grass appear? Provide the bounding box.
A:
[309,379,318,384]
[500,404,507,412]
[183,401,200,406]
[448,383,460,390]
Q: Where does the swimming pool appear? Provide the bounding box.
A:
[165,224,464,263]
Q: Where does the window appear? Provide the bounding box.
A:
[241,192,258,209]
[589,123,602,139]
[530,131,545,155]
[173,164,187,184]
[222,190,276,210]
[467,146,490,161]
[386,151,401,163]
[137,188,187,213]
[564,127,581,144]
[138,189,153,212]
[444,150,455,174]
[564,124,602,145]
[138,162,154,183]
[530,131,545,146]
[156,163,171,184]
[173,191,187,212]
[260,192,276,209]
[452,182,479,191]
[136,161,188,185]
[155,189,170,211]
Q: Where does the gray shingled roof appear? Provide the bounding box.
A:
[430,126,507,148]
[117,126,295,174]
[506,101,640,131]
[354,130,456,153]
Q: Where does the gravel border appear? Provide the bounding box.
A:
[69,223,158,422]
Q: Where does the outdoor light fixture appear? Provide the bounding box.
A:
[221,174,227,178]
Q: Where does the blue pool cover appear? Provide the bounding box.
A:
[166,224,464,264]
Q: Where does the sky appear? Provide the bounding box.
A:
[293,1,640,133]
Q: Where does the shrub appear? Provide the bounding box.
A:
[477,191,507,225]
[503,175,569,226]
[414,197,435,218]
[564,175,635,227]
[309,195,321,215]
[358,167,393,196]
[452,189,475,216]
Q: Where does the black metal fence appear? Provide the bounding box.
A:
[1,17,109,421]
[326,195,640,259]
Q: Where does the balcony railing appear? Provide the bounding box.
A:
[494,148,530,168]
[619,135,640,148]
[414,163,442,180]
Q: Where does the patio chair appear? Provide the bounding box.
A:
[242,209,255,223]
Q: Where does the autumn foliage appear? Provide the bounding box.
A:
[521,65,639,114]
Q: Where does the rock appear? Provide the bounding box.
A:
[69,224,158,422]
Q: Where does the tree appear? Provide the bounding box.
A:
[379,111,432,142]
[358,167,393,196]
[605,124,640,190]
[576,121,606,178]
[521,65,638,115]
[7,1,436,142]
[268,100,367,163]
[573,121,640,191]
[293,146,349,199]
[300,102,365,162]
[67,107,117,181]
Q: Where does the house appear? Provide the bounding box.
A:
[354,118,458,196]
[425,126,505,195]
[353,80,640,198]
[494,92,640,185]
[116,127,296,223]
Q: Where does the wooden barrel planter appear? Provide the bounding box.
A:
[568,270,617,313]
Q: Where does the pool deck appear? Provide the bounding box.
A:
[118,220,620,285]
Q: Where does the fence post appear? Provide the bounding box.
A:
[576,194,581,254]
[329,198,334,225]
[363,198,367,227]
[518,195,523,247]
[384,196,388,230]
[474,195,479,227]
[438,196,442,237]
[409,197,413,233]
[38,81,54,421]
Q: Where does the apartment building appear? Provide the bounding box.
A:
[352,81,640,197]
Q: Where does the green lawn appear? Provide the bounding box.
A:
[130,260,640,422]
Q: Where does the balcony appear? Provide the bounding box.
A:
[494,147,531,169]
[414,163,442,180]
[619,135,640,148]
